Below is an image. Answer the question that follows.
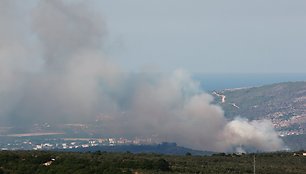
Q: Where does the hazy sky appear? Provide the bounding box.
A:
[96,0,306,73]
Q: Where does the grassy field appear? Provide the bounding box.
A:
[0,151,306,174]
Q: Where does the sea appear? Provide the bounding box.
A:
[193,73,306,91]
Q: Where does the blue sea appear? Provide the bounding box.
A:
[193,73,306,91]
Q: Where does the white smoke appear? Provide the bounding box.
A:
[223,118,284,151]
[0,0,284,152]
[101,71,284,151]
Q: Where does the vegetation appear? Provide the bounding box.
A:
[0,151,306,173]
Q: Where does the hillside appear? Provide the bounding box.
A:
[212,81,306,149]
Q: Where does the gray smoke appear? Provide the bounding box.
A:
[0,0,284,152]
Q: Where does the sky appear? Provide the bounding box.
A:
[96,0,306,73]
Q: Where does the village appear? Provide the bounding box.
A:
[0,136,155,151]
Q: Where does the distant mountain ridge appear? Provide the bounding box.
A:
[212,81,306,150]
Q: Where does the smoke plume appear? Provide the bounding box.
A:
[0,0,284,152]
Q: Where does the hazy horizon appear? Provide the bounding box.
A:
[194,72,306,91]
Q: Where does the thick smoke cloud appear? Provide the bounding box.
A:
[223,118,284,152]
[0,0,284,152]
